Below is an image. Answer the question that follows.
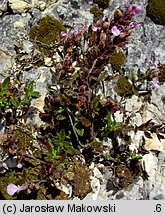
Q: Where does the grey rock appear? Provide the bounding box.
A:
[5,156,18,168]
[55,0,93,27]
[22,40,34,53]
[22,66,52,96]
[0,49,13,78]
[141,151,165,199]
[0,13,33,54]
[93,167,103,180]
[84,176,101,200]
[0,0,8,16]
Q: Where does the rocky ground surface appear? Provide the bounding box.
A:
[0,0,165,200]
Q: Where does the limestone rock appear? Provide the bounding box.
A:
[144,133,165,151]
[8,0,32,14]
[22,40,34,54]
[0,50,12,80]
[31,95,45,112]
[93,167,103,180]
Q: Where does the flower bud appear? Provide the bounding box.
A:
[125,2,132,9]
[96,18,103,27]
[129,21,137,29]
[114,9,122,17]
[100,32,107,41]
[103,21,110,29]
[134,5,142,14]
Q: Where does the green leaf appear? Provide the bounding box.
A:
[1,77,10,96]
[24,81,40,99]
[97,71,107,82]
[75,128,84,136]
[10,96,18,107]
[71,71,78,81]
[56,107,65,114]
[30,91,40,98]
[107,113,112,128]
[24,81,33,96]
[56,114,66,120]
[52,150,60,158]
[59,129,65,142]
[66,146,75,155]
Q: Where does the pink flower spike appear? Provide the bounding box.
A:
[100,32,107,41]
[111,26,121,36]
[7,184,20,196]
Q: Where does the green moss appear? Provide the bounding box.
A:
[109,51,124,71]
[71,158,91,198]
[115,164,133,188]
[29,16,66,55]
[146,0,165,26]
[14,128,33,150]
[93,0,110,9]
[90,5,104,22]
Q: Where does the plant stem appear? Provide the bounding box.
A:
[66,107,84,148]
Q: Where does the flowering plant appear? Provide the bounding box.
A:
[5,2,164,199]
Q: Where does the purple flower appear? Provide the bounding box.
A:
[111,26,121,36]
[134,5,142,14]
[7,184,22,196]
[150,59,160,70]
[129,21,137,29]
[132,5,142,15]
[92,24,98,32]
[154,59,160,68]
[125,2,132,9]
[100,32,107,41]
[74,27,79,35]
[60,31,68,37]
[152,78,160,89]
[81,23,86,31]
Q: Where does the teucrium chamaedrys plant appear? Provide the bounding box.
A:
[39,3,142,148]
